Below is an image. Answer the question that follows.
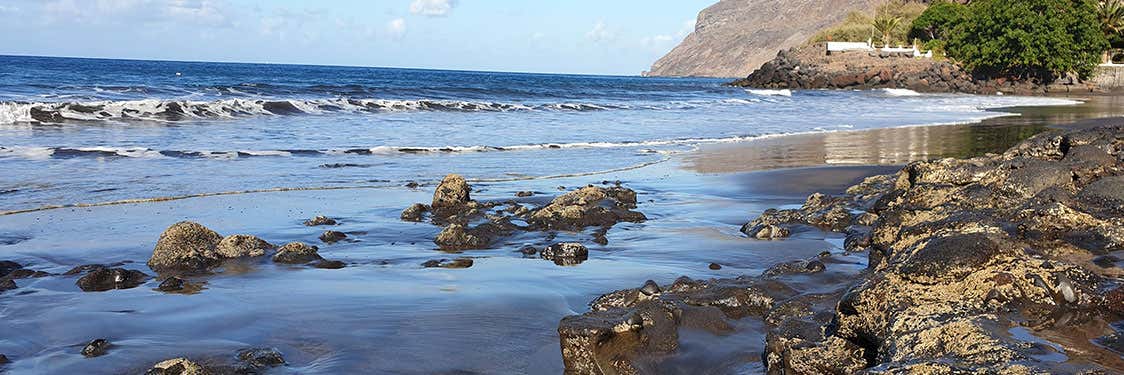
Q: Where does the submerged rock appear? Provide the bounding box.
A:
[421,257,474,269]
[0,260,20,278]
[314,259,346,269]
[0,354,8,364]
[236,348,285,368]
[75,267,149,292]
[540,243,589,266]
[157,277,186,292]
[81,338,110,358]
[0,279,15,293]
[147,221,224,272]
[303,215,337,226]
[271,242,322,264]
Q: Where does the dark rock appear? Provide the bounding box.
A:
[319,230,348,243]
[640,280,661,296]
[216,234,273,258]
[515,191,534,197]
[76,268,149,292]
[303,215,337,226]
[540,243,589,266]
[518,245,539,256]
[743,223,791,239]
[0,279,15,293]
[0,354,7,364]
[898,234,1008,284]
[314,260,346,269]
[271,242,322,264]
[236,348,285,368]
[709,263,722,270]
[763,259,826,278]
[0,260,20,278]
[81,338,111,358]
[432,174,471,208]
[405,181,420,189]
[1079,176,1124,204]
[147,221,224,272]
[157,277,186,292]
[400,203,428,222]
[5,269,49,279]
[421,258,474,269]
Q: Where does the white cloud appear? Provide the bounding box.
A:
[387,18,407,39]
[409,0,456,17]
[586,20,612,43]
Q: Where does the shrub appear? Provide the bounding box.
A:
[909,0,969,41]
[945,0,1108,79]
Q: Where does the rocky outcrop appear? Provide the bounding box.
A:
[215,234,273,258]
[732,45,1101,94]
[403,175,645,254]
[540,242,589,266]
[559,123,1124,373]
[648,0,886,77]
[148,221,225,272]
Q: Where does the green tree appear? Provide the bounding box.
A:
[872,15,903,46]
[946,0,1109,79]
[910,0,970,41]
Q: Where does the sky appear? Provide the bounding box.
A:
[0,0,715,75]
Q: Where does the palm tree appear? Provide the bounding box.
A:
[1098,0,1124,35]
[872,15,902,48]
[1097,0,1124,62]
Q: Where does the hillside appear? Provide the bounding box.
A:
[647,0,886,78]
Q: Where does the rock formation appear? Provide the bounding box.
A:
[559,123,1124,373]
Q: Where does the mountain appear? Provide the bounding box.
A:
[647,0,886,78]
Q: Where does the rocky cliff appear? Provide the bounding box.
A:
[647,0,886,78]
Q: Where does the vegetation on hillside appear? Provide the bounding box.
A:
[810,1,927,46]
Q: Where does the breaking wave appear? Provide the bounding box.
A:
[0,97,736,124]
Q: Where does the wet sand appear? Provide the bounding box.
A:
[1,96,1122,373]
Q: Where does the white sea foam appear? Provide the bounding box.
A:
[0,146,55,160]
[879,88,922,96]
[746,89,793,97]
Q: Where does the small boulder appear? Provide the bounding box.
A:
[541,243,589,265]
[216,235,273,258]
[157,277,186,292]
[81,338,111,358]
[147,357,205,375]
[432,174,471,208]
[76,268,149,292]
[709,263,722,270]
[271,242,322,264]
[744,224,790,240]
[236,348,285,368]
[400,203,428,222]
[313,260,346,269]
[422,258,474,269]
[319,230,348,243]
[518,245,539,256]
[303,215,337,226]
[0,279,15,293]
[148,221,224,272]
[515,191,534,197]
[0,354,8,364]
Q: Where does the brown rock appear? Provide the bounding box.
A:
[432,174,471,208]
[147,221,224,272]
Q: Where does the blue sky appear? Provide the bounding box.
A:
[0,0,714,75]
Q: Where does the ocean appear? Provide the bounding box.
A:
[0,55,1078,213]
